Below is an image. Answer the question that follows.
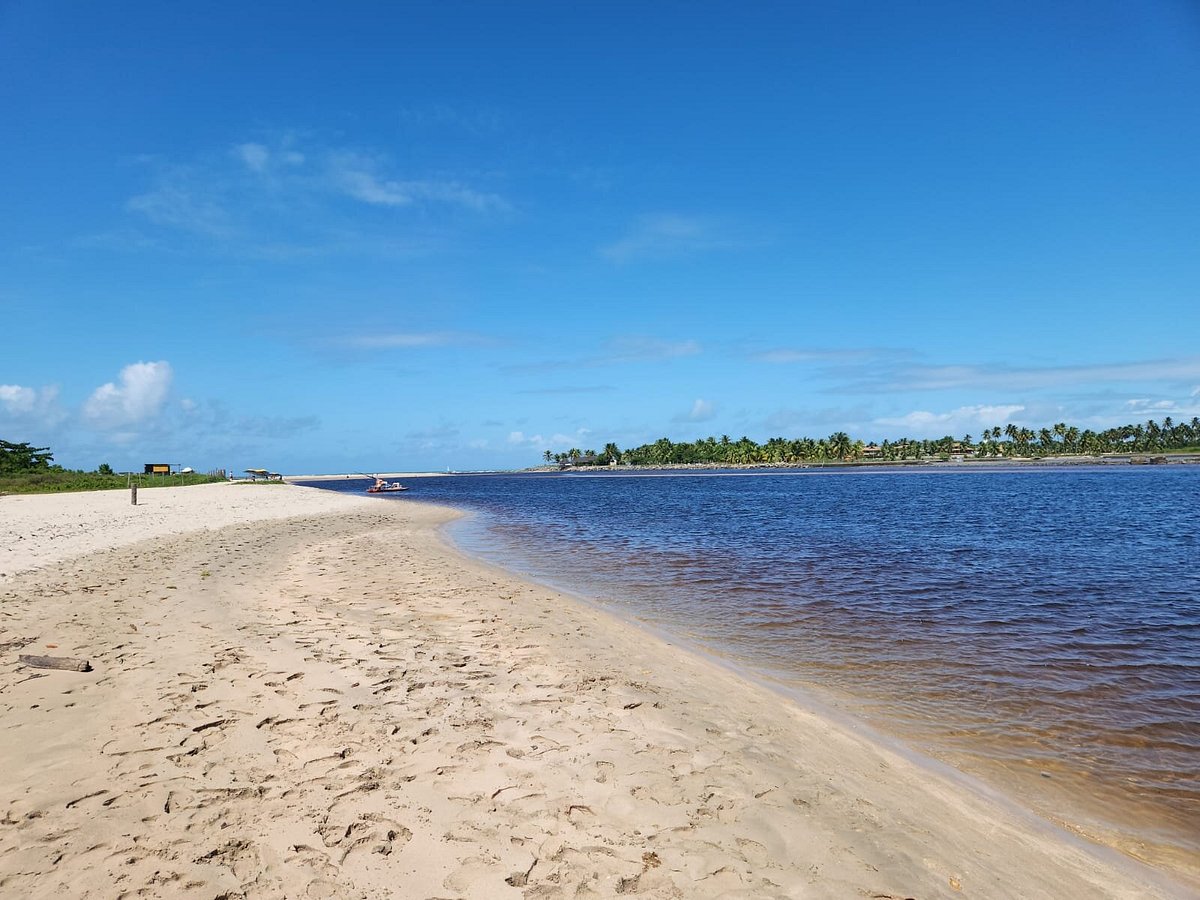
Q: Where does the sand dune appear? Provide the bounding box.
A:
[0,484,1186,897]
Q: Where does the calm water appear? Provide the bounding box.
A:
[308,467,1200,874]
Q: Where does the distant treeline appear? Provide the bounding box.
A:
[544,417,1200,467]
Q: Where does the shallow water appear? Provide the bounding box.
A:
[308,466,1200,876]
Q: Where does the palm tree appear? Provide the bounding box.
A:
[828,431,852,460]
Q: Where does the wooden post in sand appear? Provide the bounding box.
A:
[131,483,137,505]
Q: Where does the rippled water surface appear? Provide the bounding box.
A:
[310,467,1200,874]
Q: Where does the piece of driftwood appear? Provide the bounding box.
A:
[18,654,92,672]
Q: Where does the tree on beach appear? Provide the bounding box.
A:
[0,439,54,474]
[828,431,852,460]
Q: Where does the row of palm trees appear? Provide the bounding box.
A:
[543,417,1200,467]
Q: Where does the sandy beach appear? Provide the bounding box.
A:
[0,483,1188,898]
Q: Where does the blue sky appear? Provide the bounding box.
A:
[2,2,1198,473]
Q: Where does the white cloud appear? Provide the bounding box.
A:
[518,428,594,450]
[753,347,889,364]
[126,179,230,236]
[859,357,1200,394]
[602,336,700,363]
[508,430,546,445]
[874,404,1026,437]
[0,383,64,425]
[397,103,506,136]
[333,163,413,207]
[1124,398,1175,412]
[327,151,508,212]
[341,331,487,350]
[232,139,305,175]
[126,138,501,251]
[0,384,38,415]
[601,214,736,263]
[674,398,715,423]
[235,142,270,172]
[501,336,700,375]
[83,361,173,428]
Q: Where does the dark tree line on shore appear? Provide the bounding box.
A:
[0,439,54,474]
[543,417,1200,467]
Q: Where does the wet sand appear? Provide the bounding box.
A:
[0,483,1188,898]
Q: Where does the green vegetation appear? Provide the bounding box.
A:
[0,470,228,495]
[0,439,226,494]
[549,416,1200,467]
[0,439,53,474]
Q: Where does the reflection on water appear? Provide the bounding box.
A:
[311,467,1200,876]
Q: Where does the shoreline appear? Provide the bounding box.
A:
[442,500,1200,883]
[0,484,1191,897]
[283,452,1200,483]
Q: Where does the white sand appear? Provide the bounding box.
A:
[0,483,1189,898]
[0,482,377,580]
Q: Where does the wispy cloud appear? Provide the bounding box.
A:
[507,430,544,445]
[847,356,1200,394]
[397,103,507,137]
[126,168,232,237]
[228,413,319,439]
[1121,396,1200,418]
[602,336,700,363]
[402,423,462,453]
[762,405,872,433]
[507,428,594,450]
[0,384,50,416]
[516,386,616,395]
[673,398,715,423]
[874,404,1026,436]
[0,383,65,427]
[501,335,700,375]
[83,361,173,428]
[748,347,1200,397]
[326,150,509,212]
[232,141,304,173]
[752,347,898,364]
[234,142,270,172]
[121,134,508,251]
[600,214,740,263]
[338,331,491,350]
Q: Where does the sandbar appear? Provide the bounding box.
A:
[0,483,1188,897]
